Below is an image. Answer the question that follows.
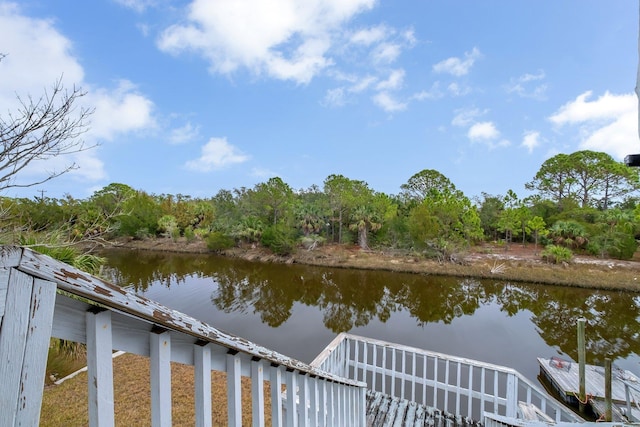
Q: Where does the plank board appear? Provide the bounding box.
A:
[365,390,481,427]
[538,357,640,404]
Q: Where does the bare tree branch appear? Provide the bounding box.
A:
[0,59,95,191]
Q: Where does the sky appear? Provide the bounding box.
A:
[0,1,638,201]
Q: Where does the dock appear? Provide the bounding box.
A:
[538,357,640,421]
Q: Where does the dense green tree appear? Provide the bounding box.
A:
[251,177,294,226]
[527,216,547,250]
[527,150,640,209]
[323,174,370,244]
[118,191,162,238]
[476,193,504,241]
[408,189,482,260]
[400,169,457,203]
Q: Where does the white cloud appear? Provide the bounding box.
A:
[0,3,159,188]
[372,43,401,63]
[350,25,389,45]
[467,121,510,149]
[550,91,633,124]
[412,82,444,101]
[549,91,637,159]
[376,69,404,91]
[0,3,83,103]
[506,70,547,99]
[521,131,541,153]
[323,87,346,107]
[169,122,200,144]
[349,75,377,93]
[113,0,156,13]
[433,47,482,77]
[87,80,156,141]
[468,121,499,140]
[447,82,471,96]
[452,108,485,127]
[185,137,249,171]
[372,92,407,112]
[158,0,376,84]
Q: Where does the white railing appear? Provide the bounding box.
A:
[0,246,367,427]
[311,333,583,424]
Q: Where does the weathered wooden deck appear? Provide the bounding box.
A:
[365,390,481,427]
[537,357,639,404]
[538,357,640,422]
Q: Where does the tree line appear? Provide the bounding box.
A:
[3,149,640,262]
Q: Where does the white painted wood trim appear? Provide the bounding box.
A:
[251,359,265,427]
[0,268,9,321]
[286,370,298,427]
[227,353,242,427]
[194,343,212,427]
[298,374,308,426]
[0,269,34,427]
[270,365,283,427]
[86,309,115,427]
[150,329,172,427]
[14,278,57,427]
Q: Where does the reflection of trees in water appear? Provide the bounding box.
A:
[102,249,640,361]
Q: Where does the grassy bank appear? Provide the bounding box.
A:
[106,238,640,292]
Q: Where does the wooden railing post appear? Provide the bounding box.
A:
[286,369,298,427]
[227,352,242,427]
[150,328,172,426]
[194,342,212,427]
[86,308,114,427]
[251,358,265,427]
[0,269,56,427]
[270,364,284,427]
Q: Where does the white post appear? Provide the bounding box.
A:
[194,343,212,427]
[318,380,326,426]
[286,370,298,427]
[270,365,283,427]
[227,353,242,427]
[0,271,56,427]
[506,373,518,417]
[308,377,318,427]
[251,358,265,427]
[359,387,367,427]
[298,374,308,426]
[86,309,115,427]
[150,328,172,427]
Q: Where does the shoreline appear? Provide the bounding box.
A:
[97,238,640,293]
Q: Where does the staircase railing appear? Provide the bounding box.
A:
[0,246,367,427]
[311,333,582,423]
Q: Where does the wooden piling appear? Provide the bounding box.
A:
[605,358,612,422]
[577,318,586,414]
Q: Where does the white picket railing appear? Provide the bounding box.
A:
[311,333,583,424]
[0,246,367,427]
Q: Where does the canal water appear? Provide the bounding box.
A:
[100,249,640,385]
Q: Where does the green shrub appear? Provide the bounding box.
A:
[184,226,196,242]
[607,234,638,260]
[541,244,573,264]
[261,226,294,255]
[206,231,234,252]
[134,228,151,240]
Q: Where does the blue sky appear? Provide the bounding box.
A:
[1,1,638,201]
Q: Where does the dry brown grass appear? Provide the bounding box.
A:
[41,353,271,426]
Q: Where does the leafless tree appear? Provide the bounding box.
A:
[0,53,94,192]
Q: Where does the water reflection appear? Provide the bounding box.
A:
[102,249,640,368]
